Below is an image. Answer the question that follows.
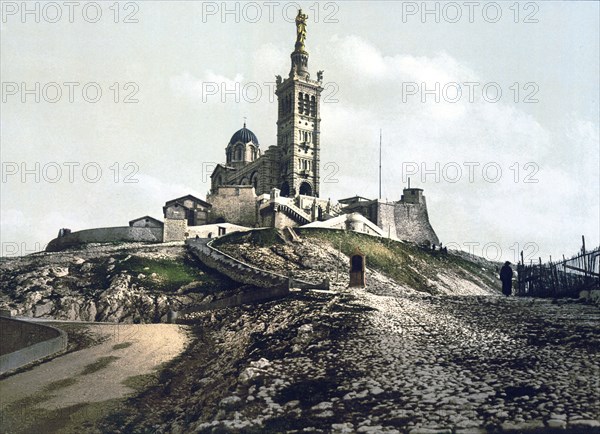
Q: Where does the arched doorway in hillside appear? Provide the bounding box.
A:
[299,182,312,196]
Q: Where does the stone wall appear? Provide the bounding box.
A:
[163,219,187,242]
[376,202,397,237]
[301,213,384,237]
[187,239,289,289]
[0,316,67,374]
[46,226,163,252]
[130,218,163,228]
[187,238,327,291]
[274,208,302,228]
[367,199,439,246]
[393,199,440,246]
[186,223,251,239]
[207,186,257,227]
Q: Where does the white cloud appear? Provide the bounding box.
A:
[317,35,599,257]
[170,70,246,100]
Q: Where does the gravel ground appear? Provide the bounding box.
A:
[183,291,600,434]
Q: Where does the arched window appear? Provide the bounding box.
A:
[235,145,243,161]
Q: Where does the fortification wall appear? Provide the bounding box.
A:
[376,202,397,237]
[0,317,68,374]
[393,199,440,246]
[207,186,257,227]
[46,226,163,252]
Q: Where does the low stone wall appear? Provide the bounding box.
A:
[187,238,328,291]
[187,223,251,239]
[187,239,289,289]
[0,317,67,374]
[46,226,163,251]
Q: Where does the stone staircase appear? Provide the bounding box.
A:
[275,202,312,225]
[186,238,329,291]
[284,227,301,243]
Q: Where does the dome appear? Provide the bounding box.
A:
[229,124,259,146]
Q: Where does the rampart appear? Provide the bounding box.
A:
[376,200,440,246]
[393,200,440,246]
[46,226,163,252]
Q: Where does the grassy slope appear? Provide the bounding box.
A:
[217,228,500,294]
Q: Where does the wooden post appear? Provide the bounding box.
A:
[520,250,524,266]
[582,235,588,279]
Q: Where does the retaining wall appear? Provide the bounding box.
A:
[187,239,289,289]
[187,237,328,290]
[46,226,163,251]
[0,317,68,374]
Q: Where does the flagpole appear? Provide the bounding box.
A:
[379,129,382,199]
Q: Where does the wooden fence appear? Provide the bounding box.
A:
[516,236,600,298]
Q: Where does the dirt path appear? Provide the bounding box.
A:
[0,323,190,433]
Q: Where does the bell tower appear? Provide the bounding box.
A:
[275,9,323,198]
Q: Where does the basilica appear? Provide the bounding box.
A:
[209,9,322,199]
[47,10,440,252]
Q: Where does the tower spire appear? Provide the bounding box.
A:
[291,9,309,78]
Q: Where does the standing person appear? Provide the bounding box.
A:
[500,261,513,296]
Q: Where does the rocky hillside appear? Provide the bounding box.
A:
[1,230,501,323]
[213,228,502,296]
[2,231,599,433]
[0,242,240,323]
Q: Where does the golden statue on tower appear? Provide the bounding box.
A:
[295,9,308,51]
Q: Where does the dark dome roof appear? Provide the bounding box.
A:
[229,124,259,146]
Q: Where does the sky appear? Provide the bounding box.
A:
[1,1,599,262]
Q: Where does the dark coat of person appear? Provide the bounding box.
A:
[500,262,513,296]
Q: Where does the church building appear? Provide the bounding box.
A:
[210,9,323,198]
[46,10,441,251]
